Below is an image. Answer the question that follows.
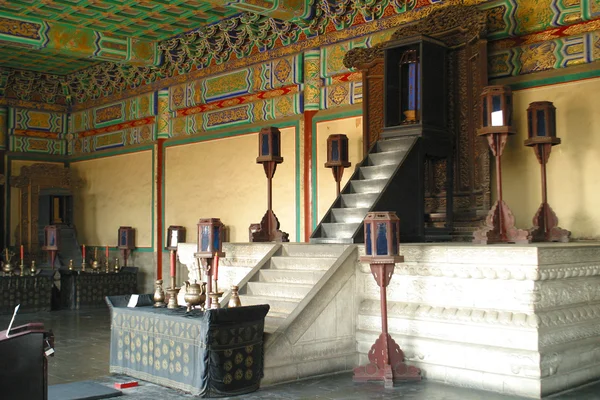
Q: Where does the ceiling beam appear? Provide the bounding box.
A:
[226,0,312,21]
[0,14,161,67]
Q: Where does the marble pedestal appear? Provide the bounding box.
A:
[356,243,600,398]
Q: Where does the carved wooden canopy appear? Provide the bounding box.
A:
[10,163,82,190]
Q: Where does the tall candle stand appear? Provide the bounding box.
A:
[472,86,530,244]
[525,101,570,242]
[118,226,136,267]
[353,212,421,388]
[252,127,289,242]
[166,225,186,309]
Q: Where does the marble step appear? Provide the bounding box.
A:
[359,164,397,180]
[245,282,312,299]
[375,137,415,152]
[340,192,378,208]
[309,237,355,244]
[265,311,289,333]
[350,178,388,194]
[330,207,369,223]
[257,269,325,285]
[320,222,361,239]
[269,256,335,271]
[239,294,300,314]
[368,150,406,166]
[281,243,347,258]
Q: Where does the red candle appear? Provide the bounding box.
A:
[106,246,109,259]
[20,245,24,260]
[214,252,219,281]
[170,250,176,278]
[82,244,86,260]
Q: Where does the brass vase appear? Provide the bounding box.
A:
[167,288,179,309]
[114,258,120,273]
[2,262,13,276]
[153,279,166,307]
[91,260,100,273]
[228,285,242,308]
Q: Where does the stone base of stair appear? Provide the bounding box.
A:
[356,243,600,399]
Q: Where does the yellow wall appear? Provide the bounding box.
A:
[165,126,297,243]
[9,160,63,245]
[503,78,600,239]
[70,151,153,247]
[315,116,364,223]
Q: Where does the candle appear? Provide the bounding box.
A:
[170,249,176,278]
[82,244,86,260]
[214,252,219,281]
[94,247,98,260]
[106,246,109,259]
[20,245,24,260]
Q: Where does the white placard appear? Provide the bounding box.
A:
[127,294,139,308]
[6,304,20,337]
[491,110,504,127]
[170,231,178,248]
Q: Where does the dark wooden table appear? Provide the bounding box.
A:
[60,267,138,310]
[107,294,269,397]
[0,271,54,314]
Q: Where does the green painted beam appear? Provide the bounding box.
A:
[226,0,312,21]
[0,13,160,67]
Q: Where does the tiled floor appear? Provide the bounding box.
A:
[1,309,599,399]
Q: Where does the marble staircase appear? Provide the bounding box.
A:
[311,137,416,244]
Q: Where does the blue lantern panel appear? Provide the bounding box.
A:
[536,109,546,136]
[213,225,220,253]
[482,98,488,127]
[492,95,502,112]
[527,109,533,138]
[120,230,127,246]
[272,132,280,157]
[392,224,398,256]
[331,140,339,162]
[549,109,556,137]
[341,139,348,162]
[376,223,388,256]
[365,223,372,255]
[200,226,210,252]
[261,134,270,156]
[47,231,56,246]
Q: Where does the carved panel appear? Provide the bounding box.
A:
[10,163,83,256]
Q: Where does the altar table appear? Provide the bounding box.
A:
[0,271,54,314]
[106,295,269,398]
[60,267,137,310]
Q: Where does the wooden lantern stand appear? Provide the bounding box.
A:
[253,127,289,242]
[525,102,570,242]
[473,86,531,244]
[354,212,421,388]
[325,134,351,197]
[118,226,136,267]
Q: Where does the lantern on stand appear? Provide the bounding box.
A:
[117,226,136,267]
[525,101,570,242]
[166,226,186,309]
[42,225,59,270]
[473,86,531,244]
[252,127,289,242]
[353,212,421,388]
[195,218,225,309]
[324,134,351,196]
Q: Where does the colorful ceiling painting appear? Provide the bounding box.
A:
[0,44,99,75]
[1,0,600,112]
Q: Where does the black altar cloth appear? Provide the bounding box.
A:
[60,267,138,310]
[106,295,269,398]
[0,270,54,314]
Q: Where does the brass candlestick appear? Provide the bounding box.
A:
[81,260,87,272]
[30,260,37,275]
[68,259,74,271]
[105,259,110,274]
[91,260,100,273]
[209,279,224,309]
[114,258,120,273]
[19,261,24,277]
[167,288,179,309]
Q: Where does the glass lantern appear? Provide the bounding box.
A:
[117,226,136,250]
[525,101,561,146]
[196,218,224,258]
[166,226,186,251]
[325,134,351,168]
[43,225,59,251]
[478,85,515,136]
[256,126,284,163]
[361,212,404,264]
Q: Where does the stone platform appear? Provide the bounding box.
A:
[356,242,600,399]
[180,242,600,399]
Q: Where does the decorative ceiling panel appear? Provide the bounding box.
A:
[0,0,239,41]
[0,44,99,74]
